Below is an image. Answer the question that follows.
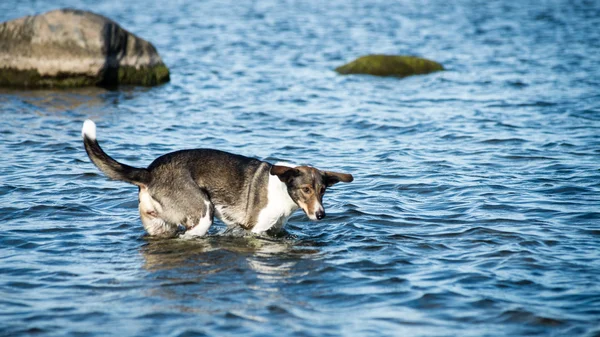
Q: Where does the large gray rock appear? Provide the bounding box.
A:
[0,9,170,88]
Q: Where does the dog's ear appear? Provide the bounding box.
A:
[322,171,354,187]
[270,165,299,182]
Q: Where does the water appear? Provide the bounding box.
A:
[1,0,600,336]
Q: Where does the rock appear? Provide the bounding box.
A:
[0,9,170,88]
[335,54,443,78]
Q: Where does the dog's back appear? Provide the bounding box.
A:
[146,149,273,229]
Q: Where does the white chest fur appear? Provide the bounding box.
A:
[252,173,299,234]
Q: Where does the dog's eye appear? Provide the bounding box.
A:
[302,187,311,193]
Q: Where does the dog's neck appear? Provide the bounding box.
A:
[252,166,299,233]
[268,172,298,213]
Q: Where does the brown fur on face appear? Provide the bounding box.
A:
[270,165,353,220]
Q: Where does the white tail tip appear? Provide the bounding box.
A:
[82,119,97,140]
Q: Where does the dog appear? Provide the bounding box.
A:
[81,120,353,237]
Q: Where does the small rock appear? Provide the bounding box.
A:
[0,9,170,88]
[335,54,443,78]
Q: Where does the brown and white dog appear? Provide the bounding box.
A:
[82,120,353,237]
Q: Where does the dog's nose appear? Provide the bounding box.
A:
[316,210,326,220]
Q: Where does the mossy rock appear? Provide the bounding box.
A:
[104,64,171,87]
[117,65,170,86]
[0,68,96,88]
[0,9,170,88]
[335,55,443,78]
[0,64,170,89]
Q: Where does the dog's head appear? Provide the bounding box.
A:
[270,165,353,220]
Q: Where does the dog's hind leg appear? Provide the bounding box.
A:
[138,172,215,238]
[155,180,214,238]
[140,214,179,237]
[139,187,179,237]
[181,198,214,238]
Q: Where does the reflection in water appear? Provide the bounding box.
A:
[140,234,317,272]
[0,86,146,113]
[137,235,322,317]
[0,87,107,112]
[247,257,303,284]
[139,235,320,311]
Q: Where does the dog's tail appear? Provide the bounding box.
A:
[82,120,151,187]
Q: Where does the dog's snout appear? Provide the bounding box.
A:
[316,210,326,220]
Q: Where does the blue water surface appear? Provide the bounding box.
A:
[1,0,599,336]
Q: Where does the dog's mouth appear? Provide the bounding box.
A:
[298,201,326,221]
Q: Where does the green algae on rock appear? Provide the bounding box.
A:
[335,55,443,78]
[0,9,170,88]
